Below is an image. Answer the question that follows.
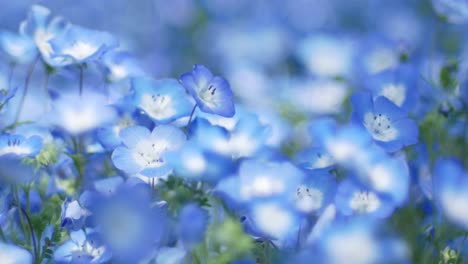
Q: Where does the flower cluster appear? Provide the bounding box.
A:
[0,1,467,264]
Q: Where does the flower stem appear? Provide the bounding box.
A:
[15,56,39,124]
[186,104,198,131]
[79,64,84,96]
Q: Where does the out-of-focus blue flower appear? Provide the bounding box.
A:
[309,119,410,205]
[297,34,355,78]
[111,125,186,177]
[19,189,42,214]
[0,31,37,64]
[295,147,335,171]
[180,64,235,117]
[54,229,111,264]
[48,24,118,67]
[305,219,408,264]
[19,5,68,64]
[335,179,395,218]
[356,37,401,76]
[101,50,145,82]
[89,185,168,262]
[60,199,90,231]
[178,203,209,246]
[166,141,234,183]
[351,92,418,152]
[49,91,117,135]
[246,200,300,245]
[432,0,468,24]
[294,171,336,215]
[132,78,193,124]
[285,78,348,115]
[216,159,304,209]
[365,65,418,112]
[433,158,468,230]
[0,134,43,158]
[0,242,33,264]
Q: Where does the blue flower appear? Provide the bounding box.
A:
[180,64,235,117]
[88,184,168,262]
[335,179,395,218]
[365,64,418,112]
[0,242,32,263]
[101,50,145,82]
[50,91,117,135]
[48,24,118,67]
[60,199,90,231]
[432,0,468,24]
[295,147,335,172]
[0,134,43,158]
[0,31,37,64]
[433,158,468,230]
[351,92,418,152]
[178,203,209,246]
[306,219,408,264]
[54,229,111,264]
[132,78,193,124]
[294,171,336,215]
[19,5,68,64]
[111,125,186,177]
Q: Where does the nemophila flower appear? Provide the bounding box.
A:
[285,78,348,115]
[297,34,355,78]
[357,37,400,76]
[365,65,418,112]
[432,0,468,24]
[0,134,43,158]
[111,125,186,177]
[0,242,33,264]
[19,5,68,64]
[49,91,117,135]
[166,141,234,183]
[60,199,90,231]
[180,64,235,117]
[54,229,111,264]
[178,203,209,246]
[48,24,118,67]
[335,179,395,218]
[433,158,468,230]
[92,176,124,196]
[245,200,300,245]
[305,219,408,264]
[89,185,168,262]
[294,171,336,214]
[0,31,37,64]
[309,119,410,205]
[101,50,145,82]
[295,147,335,172]
[132,78,193,124]
[216,159,304,208]
[351,92,418,152]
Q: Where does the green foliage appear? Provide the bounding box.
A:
[158,176,211,214]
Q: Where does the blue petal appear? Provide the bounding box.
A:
[119,126,150,148]
[111,146,143,174]
[350,92,373,123]
[192,64,214,89]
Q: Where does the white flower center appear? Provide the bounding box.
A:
[199,84,218,108]
[295,185,324,212]
[0,138,31,156]
[363,112,398,142]
[133,139,169,168]
[140,94,176,120]
[349,191,381,213]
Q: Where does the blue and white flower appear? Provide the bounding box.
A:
[111,125,186,177]
[132,78,193,124]
[0,134,43,158]
[180,64,235,117]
